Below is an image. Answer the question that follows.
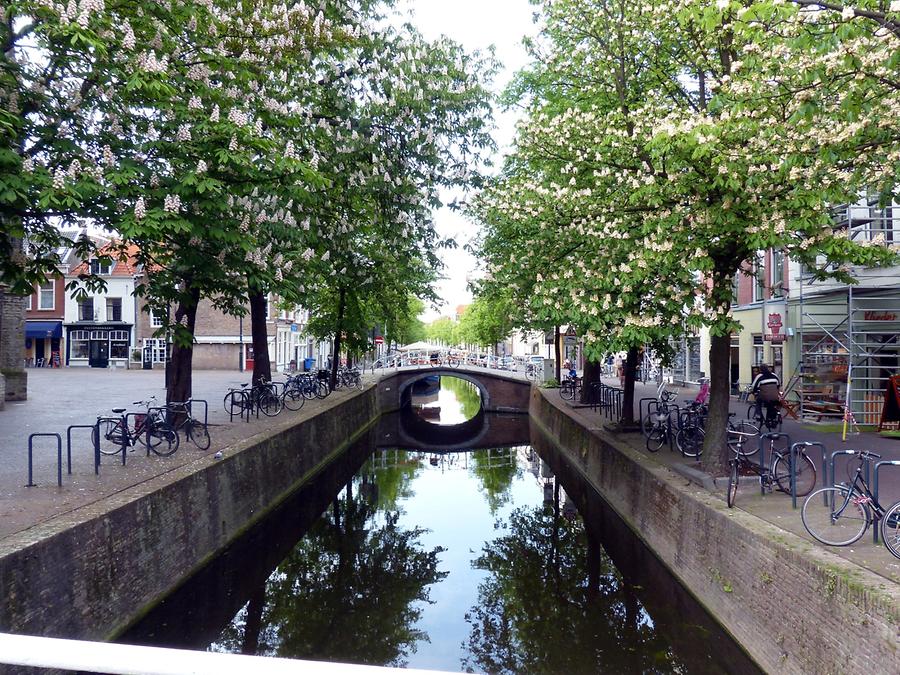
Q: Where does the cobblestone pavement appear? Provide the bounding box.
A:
[0,367,365,540]
[561,375,900,583]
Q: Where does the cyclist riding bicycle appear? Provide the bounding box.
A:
[750,363,780,428]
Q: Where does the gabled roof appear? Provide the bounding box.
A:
[70,242,143,277]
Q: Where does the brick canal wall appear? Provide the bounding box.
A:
[0,386,380,642]
[530,388,900,675]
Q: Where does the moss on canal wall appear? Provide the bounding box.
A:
[530,387,900,675]
[0,385,381,644]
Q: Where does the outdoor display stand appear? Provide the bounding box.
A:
[877,374,900,435]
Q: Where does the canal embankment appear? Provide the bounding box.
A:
[0,382,381,642]
[529,386,900,675]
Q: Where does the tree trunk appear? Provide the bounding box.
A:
[249,289,272,385]
[620,346,639,425]
[701,333,732,476]
[167,285,200,420]
[580,358,603,404]
[329,287,346,390]
[554,325,561,383]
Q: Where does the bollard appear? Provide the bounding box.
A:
[66,425,97,475]
[27,433,63,487]
[872,461,900,543]
[759,433,790,496]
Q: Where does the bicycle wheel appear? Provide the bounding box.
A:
[282,387,305,411]
[187,420,211,450]
[801,486,870,546]
[316,380,329,399]
[257,387,283,417]
[772,452,816,497]
[560,381,575,400]
[94,419,126,456]
[148,423,180,457]
[224,391,246,416]
[448,357,460,368]
[880,500,900,560]
[727,460,739,508]
[676,425,705,458]
[646,427,667,453]
[727,421,759,457]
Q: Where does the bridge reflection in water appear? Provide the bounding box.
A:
[118,381,758,673]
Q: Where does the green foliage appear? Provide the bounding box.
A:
[424,316,459,346]
[457,291,515,348]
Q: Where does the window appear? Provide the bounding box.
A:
[150,310,164,328]
[26,293,32,310]
[731,272,740,305]
[89,259,112,275]
[752,335,764,366]
[110,329,129,358]
[38,281,54,310]
[753,255,765,303]
[70,330,90,359]
[144,338,167,363]
[771,250,785,299]
[106,297,122,322]
[78,297,94,322]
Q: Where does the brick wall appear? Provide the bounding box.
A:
[530,389,900,674]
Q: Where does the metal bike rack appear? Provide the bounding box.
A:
[828,450,865,510]
[639,398,657,435]
[788,441,828,509]
[67,424,99,475]
[758,433,790,497]
[872,460,900,543]
[666,405,681,452]
[26,433,63,487]
[96,417,128,465]
[789,441,828,508]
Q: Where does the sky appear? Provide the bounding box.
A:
[393,1,539,322]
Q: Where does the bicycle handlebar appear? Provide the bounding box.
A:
[847,450,882,460]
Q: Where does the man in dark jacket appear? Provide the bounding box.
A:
[750,363,781,428]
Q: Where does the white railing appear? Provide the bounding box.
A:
[0,633,447,675]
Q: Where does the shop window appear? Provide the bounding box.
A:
[106,297,122,322]
[110,330,130,359]
[38,281,54,310]
[78,297,94,321]
[70,330,90,359]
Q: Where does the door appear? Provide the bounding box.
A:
[245,345,254,372]
[35,338,46,365]
[89,340,109,368]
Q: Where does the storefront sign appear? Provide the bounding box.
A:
[863,311,898,321]
[765,313,785,343]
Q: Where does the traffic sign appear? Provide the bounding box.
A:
[374,336,384,345]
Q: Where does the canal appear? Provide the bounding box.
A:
[120,376,759,673]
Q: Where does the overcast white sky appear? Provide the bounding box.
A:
[394,0,538,321]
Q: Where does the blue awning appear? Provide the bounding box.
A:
[26,321,62,338]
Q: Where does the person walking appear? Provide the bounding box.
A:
[750,363,781,428]
[616,356,625,387]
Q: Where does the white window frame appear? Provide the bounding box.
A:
[26,293,32,310]
[149,310,164,328]
[89,259,112,275]
[753,254,765,303]
[38,281,55,310]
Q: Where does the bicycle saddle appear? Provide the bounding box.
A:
[240,382,249,387]
[728,412,736,417]
[112,407,126,414]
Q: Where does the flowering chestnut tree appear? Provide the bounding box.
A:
[474,0,899,470]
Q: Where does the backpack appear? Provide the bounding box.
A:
[758,382,780,402]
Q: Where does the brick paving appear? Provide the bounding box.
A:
[0,367,366,540]
[561,375,900,583]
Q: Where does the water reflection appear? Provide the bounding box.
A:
[120,426,758,673]
[410,376,482,425]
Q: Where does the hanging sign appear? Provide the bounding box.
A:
[765,313,785,343]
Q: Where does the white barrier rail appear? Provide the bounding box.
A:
[0,633,451,675]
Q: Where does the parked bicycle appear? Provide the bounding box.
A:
[559,373,582,401]
[94,398,179,457]
[801,451,900,559]
[165,400,211,450]
[726,422,816,508]
[224,380,283,418]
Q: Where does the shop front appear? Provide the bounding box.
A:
[66,325,132,367]
[24,321,63,367]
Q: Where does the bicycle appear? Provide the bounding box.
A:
[726,421,816,508]
[801,451,900,559]
[94,399,179,457]
[525,363,541,381]
[673,401,707,458]
[559,374,581,401]
[224,381,283,419]
[281,375,307,411]
[166,400,211,450]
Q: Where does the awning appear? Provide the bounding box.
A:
[25,321,62,339]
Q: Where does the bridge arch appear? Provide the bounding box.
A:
[398,369,490,411]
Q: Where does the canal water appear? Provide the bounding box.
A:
[120,376,759,673]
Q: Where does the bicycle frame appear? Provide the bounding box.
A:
[832,463,886,521]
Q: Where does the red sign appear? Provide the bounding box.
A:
[374,336,384,345]
[863,311,898,321]
[765,313,785,343]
